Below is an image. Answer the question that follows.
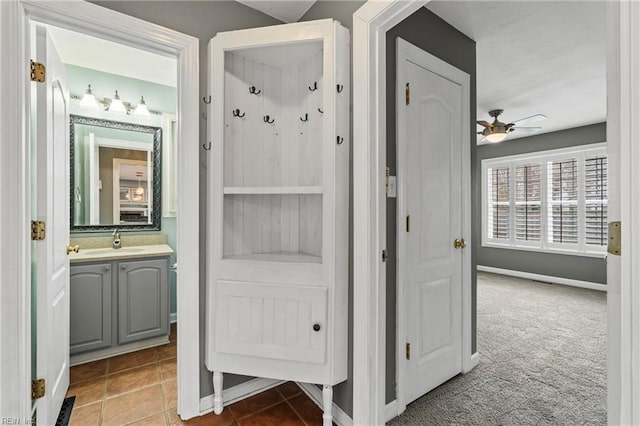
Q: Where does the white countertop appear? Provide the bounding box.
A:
[69,244,174,264]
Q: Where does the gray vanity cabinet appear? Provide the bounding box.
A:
[70,263,112,355]
[118,258,169,344]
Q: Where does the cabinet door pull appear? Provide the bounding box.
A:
[313,323,321,332]
[103,266,110,272]
[121,265,128,270]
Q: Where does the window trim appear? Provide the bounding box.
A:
[481,143,607,258]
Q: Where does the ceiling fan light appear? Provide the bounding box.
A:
[108,90,127,114]
[133,96,150,118]
[485,131,508,143]
[79,84,100,111]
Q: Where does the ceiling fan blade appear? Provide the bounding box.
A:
[510,114,547,127]
[476,120,492,128]
[510,126,542,137]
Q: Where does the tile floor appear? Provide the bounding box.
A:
[67,324,325,425]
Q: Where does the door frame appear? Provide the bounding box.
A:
[0,0,201,420]
[352,0,637,425]
[395,37,474,416]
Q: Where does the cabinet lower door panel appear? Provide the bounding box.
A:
[118,259,169,344]
[215,280,327,364]
[70,264,112,354]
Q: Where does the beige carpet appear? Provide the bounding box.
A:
[389,272,607,425]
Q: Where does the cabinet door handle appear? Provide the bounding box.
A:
[313,323,321,332]
[103,266,110,272]
[121,265,127,270]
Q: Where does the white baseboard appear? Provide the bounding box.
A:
[385,399,399,422]
[296,382,353,426]
[477,266,607,292]
[170,312,177,323]
[199,378,284,413]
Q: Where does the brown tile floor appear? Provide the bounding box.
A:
[67,324,325,425]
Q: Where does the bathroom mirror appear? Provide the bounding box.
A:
[70,115,162,232]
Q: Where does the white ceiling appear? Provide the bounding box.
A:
[45,25,177,87]
[427,1,606,138]
[236,0,317,23]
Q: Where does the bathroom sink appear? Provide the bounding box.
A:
[82,247,146,255]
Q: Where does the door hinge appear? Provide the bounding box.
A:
[31,221,46,241]
[32,378,45,400]
[385,166,390,196]
[382,249,389,262]
[608,221,621,255]
[406,342,411,360]
[406,215,410,232]
[405,82,410,105]
[30,60,45,83]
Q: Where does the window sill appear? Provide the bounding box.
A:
[481,242,607,259]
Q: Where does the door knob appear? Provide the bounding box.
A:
[313,323,321,332]
[66,245,80,255]
[453,239,466,249]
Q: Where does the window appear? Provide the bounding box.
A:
[482,143,607,256]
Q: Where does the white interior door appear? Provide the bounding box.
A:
[397,39,467,405]
[35,24,70,425]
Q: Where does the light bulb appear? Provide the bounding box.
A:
[485,131,507,143]
[133,96,150,117]
[108,90,127,114]
[79,84,100,111]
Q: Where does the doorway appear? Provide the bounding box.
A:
[0,1,200,421]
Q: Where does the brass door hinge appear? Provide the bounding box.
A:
[608,221,621,255]
[31,221,45,241]
[406,215,411,232]
[32,378,45,400]
[30,60,45,83]
[405,83,410,105]
[406,342,411,360]
[385,166,390,196]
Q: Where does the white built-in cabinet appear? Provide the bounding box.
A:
[205,19,349,425]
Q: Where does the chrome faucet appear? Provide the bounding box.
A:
[112,228,121,249]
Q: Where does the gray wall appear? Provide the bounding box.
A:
[90,0,282,397]
[477,123,607,284]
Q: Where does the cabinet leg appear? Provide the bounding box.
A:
[322,384,333,426]
[213,371,223,415]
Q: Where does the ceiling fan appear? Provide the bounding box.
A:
[477,109,547,143]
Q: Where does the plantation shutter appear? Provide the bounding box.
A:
[584,155,608,246]
[515,164,541,241]
[488,167,510,240]
[548,158,578,244]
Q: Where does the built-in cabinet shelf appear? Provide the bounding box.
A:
[206,19,350,425]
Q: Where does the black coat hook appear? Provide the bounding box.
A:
[308,82,318,92]
[337,136,344,145]
[249,86,261,95]
[232,109,245,118]
[318,108,324,114]
[203,95,212,104]
[337,84,344,93]
[300,113,308,122]
[263,115,275,124]
[203,141,212,150]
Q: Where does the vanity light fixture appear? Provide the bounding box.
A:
[108,90,127,114]
[133,96,151,118]
[75,86,160,117]
[78,84,100,111]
